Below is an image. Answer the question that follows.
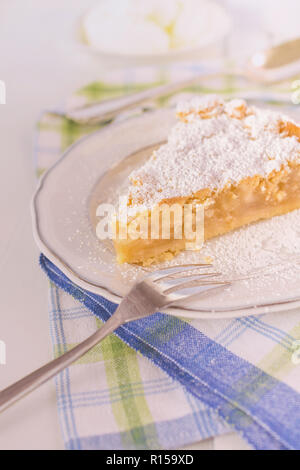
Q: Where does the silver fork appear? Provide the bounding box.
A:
[0,263,230,413]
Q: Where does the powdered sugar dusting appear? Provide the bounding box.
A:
[126,95,300,210]
[201,208,300,279]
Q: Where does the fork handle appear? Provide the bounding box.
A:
[0,314,121,413]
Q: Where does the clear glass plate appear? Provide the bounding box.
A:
[32,105,300,319]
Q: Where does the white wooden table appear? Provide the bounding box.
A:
[0,0,297,450]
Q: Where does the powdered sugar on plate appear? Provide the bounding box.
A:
[201,208,300,281]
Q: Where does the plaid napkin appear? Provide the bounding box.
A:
[35,67,300,450]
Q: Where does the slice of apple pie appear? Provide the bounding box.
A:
[113,95,300,265]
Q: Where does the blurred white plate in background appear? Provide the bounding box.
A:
[80,0,231,63]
